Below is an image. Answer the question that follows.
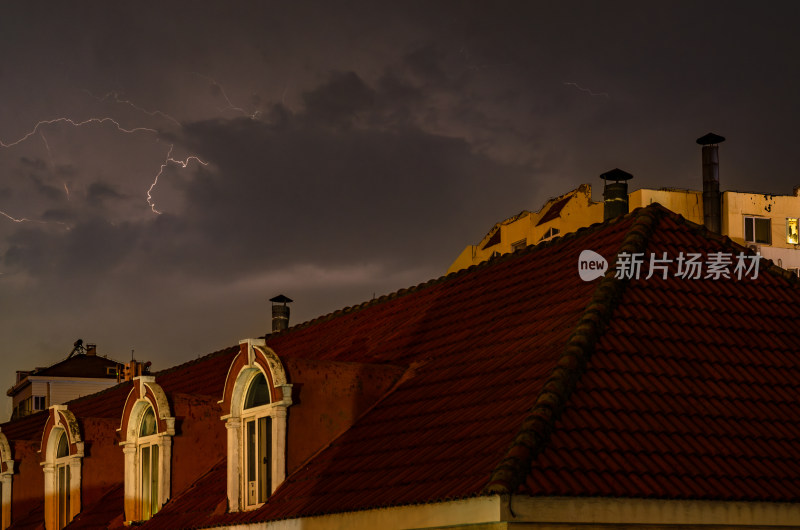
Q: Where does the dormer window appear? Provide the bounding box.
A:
[118,377,175,523]
[0,430,14,530]
[39,406,83,530]
[220,339,292,512]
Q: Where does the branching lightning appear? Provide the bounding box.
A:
[0,117,160,148]
[147,146,209,214]
[0,112,208,222]
[563,81,609,98]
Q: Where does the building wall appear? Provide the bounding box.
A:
[630,188,703,225]
[282,358,404,474]
[10,440,44,526]
[450,185,800,273]
[170,393,226,499]
[448,185,603,274]
[722,191,800,248]
[81,417,125,509]
[46,379,119,406]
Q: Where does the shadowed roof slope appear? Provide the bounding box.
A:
[140,213,638,528]
[53,204,800,529]
[522,212,800,501]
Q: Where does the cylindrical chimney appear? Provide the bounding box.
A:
[600,168,633,221]
[697,132,725,233]
[270,294,293,333]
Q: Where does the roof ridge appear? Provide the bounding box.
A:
[483,205,664,495]
[270,212,632,339]
[150,344,239,379]
[654,205,800,286]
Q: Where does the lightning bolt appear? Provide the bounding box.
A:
[147,146,209,214]
[563,81,609,98]
[0,115,208,222]
[0,209,52,225]
[192,72,260,119]
[84,89,182,128]
[37,129,70,200]
[0,117,159,148]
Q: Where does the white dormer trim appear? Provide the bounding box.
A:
[39,405,83,530]
[220,339,292,512]
[118,376,175,523]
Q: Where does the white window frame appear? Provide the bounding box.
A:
[220,339,292,512]
[241,385,272,509]
[118,376,174,524]
[744,215,771,244]
[39,406,83,530]
[138,407,161,520]
[0,429,13,530]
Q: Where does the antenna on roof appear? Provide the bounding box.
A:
[66,339,85,359]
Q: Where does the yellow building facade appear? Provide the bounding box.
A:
[449,184,800,274]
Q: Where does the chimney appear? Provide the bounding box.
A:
[86,344,97,356]
[117,360,151,383]
[697,132,725,233]
[600,168,633,221]
[270,294,293,333]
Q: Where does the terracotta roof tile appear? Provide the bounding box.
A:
[30,204,800,529]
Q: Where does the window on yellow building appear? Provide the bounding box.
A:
[511,239,527,252]
[538,227,560,243]
[744,216,771,244]
[787,218,799,245]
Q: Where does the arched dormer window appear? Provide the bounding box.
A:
[0,429,14,530]
[118,376,175,523]
[220,339,292,512]
[39,405,83,530]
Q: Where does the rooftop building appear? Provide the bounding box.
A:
[449,133,800,274]
[6,341,123,420]
[1,205,799,529]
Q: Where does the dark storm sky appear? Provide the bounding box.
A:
[2,1,799,418]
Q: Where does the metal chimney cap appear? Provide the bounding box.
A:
[270,294,293,304]
[599,168,633,182]
[696,132,726,145]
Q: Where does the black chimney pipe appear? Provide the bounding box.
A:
[697,132,725,233]
[600,168,633,221]
[270,294,293,333]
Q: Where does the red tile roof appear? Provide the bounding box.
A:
[139,214,637,528]
[521,213,800,502]
[8,204,800,530]
[145,205,800,528]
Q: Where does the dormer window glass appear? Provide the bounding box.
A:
[244,373,269,409]
[138,406,160,520]
[243,376,271,507]
[54,431,70,529]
